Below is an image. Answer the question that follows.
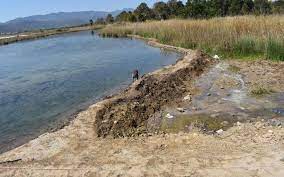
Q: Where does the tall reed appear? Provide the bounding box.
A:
[100,15,284,61]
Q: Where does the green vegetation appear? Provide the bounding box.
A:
[91,0,283,24]
[160,114,234,133]
[100,16,284,60]
[115,0,283,22]
[250,86,274,97]
[228,65,241,73]
[94,0,283,60]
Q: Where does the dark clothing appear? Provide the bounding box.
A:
[132,69,139,82]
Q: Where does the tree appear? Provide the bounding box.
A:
[254,0,272,15]
[89,19,94,26]
[186,0,208,18]
[95,18,105,25]
[271,0,284,14]
[105,14,114,23]
[116,11,137,22]
[153,1,170,20]
[241,0,254,15]
[167,0,185,17]
[228,0,243,16]
[134,3,155,21]
[207,0,224,17]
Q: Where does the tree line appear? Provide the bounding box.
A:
[92,0,284,24]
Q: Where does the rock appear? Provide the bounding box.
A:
[268,130,273,133]
[102,120,108,123]
[280,158,284,162]
[177,108,185,112]
[220,86,225,89]
[207,93,211,96]
[210,114,219,118]
[222,121,229,126]
[237,122,242,126]
[166,113,174,119]
[268,119,282,127]
[213,55,220,59]
[255,122,263,129]
[216,129,224,134]
[183,95,191,101]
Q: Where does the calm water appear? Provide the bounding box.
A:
[0,31,181,153]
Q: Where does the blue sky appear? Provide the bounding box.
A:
[1,0,187,22]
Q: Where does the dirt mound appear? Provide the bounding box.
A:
[95,50,216,137]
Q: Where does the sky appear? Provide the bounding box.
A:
[0,0,186,22]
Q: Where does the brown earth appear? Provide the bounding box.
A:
[0,37,283,177]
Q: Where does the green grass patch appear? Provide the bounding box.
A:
[266,38,284,61]
[228,65,241,73]
[250,86,274,97]
[160,114,234,133]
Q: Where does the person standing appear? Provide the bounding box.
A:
[132,69,139,82]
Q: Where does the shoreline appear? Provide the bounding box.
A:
[0,36,208,157]
[0,33,184,154]
[0,35,283,177]
[0,25,103,46]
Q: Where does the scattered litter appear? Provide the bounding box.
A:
[213,55,220,59]
[166,113,174,119]
[216,129,224,134]
[237,122,242,126]
[268,130,273,133]
[177,108,185,112]
[183,95,191,101]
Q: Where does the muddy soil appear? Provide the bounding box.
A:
[95,50,215,137]
[158,60,284,134]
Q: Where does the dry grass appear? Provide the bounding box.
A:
[100,15,284,60]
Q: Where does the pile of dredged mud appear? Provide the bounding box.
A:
[95,50,216,137]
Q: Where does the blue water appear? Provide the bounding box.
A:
[0,31,181,153]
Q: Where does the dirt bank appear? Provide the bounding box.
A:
[95,47,215,138]
[0,36,283,177]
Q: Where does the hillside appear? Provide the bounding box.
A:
[0,9,132,33]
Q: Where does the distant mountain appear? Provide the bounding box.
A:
[0,8,133,33]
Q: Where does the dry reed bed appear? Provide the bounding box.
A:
[101,15,284,60]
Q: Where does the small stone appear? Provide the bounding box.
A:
[102,120,108,123]
[114,120,118,124]
[268,119,282,127]
[213,55,220,59]
[268,130,273,133]
[222,121,229,126]
[183,95,191,101]
[177,108,185,112]
[220,86,225,89]
[166,113,174,119]
[207,93,211,96]
[210,114,219,118]
[216,129,224,134]
[237,122,242,126]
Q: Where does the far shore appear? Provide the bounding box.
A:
[0,24,104,46]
